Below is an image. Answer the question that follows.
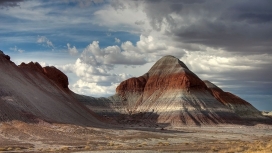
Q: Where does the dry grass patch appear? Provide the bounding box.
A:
[0,146,21,151]
[212,139,272,153]
[84,145,92,150]
[157,141,170,146]
[106,141,124,149]
[107,141,115,146]
[137,142,147,148]
[59,146,70,151]
[97,145,105,150]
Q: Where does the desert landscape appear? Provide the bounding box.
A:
[0,120,272,153]
[1,51,272,153]
[1,1,272,152]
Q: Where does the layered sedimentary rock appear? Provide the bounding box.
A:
[0,51,101,126]
[107,55,266,126]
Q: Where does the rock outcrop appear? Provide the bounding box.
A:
[43,66,69,89]
[19,62,44,73]
[0,50,12,63]
[19,62,69,89]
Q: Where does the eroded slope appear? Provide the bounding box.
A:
[0,51,101,126]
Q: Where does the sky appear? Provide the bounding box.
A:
[0,0,271,111]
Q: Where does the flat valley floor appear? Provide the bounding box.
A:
[0,120,272,153]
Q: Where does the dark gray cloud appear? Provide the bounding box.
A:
[134,0,272,54]
[227,0,272,23]
[0,0,24,8]
[142,0,183,31]
[173,20,272,53]
[193,60,272,111]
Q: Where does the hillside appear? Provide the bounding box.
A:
[0,51,101,126]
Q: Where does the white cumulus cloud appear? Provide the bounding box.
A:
[67,43,78,55]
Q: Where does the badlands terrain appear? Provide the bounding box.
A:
[0,50,272,152]
[1,120,272,153]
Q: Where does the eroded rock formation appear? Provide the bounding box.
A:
[107,55,266,126]
[19,62,68,89]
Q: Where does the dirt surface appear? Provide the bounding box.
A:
[0,120,272,153]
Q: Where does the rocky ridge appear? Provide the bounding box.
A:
[19,62,69,89]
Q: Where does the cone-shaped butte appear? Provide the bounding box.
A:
[117,55,207,97]
[114,55,247,126]
[143,55,207,97]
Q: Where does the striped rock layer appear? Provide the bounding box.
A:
[106,55,265,126]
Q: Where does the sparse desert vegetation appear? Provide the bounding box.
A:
[0,120,272,152]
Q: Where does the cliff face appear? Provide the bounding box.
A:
[111,55,266,126]
[116,75,147,96]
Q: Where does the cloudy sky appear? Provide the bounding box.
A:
[0,0,271,111]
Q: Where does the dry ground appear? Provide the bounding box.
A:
[0,120,272,152]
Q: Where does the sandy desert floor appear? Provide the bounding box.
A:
[0,120,272,153]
